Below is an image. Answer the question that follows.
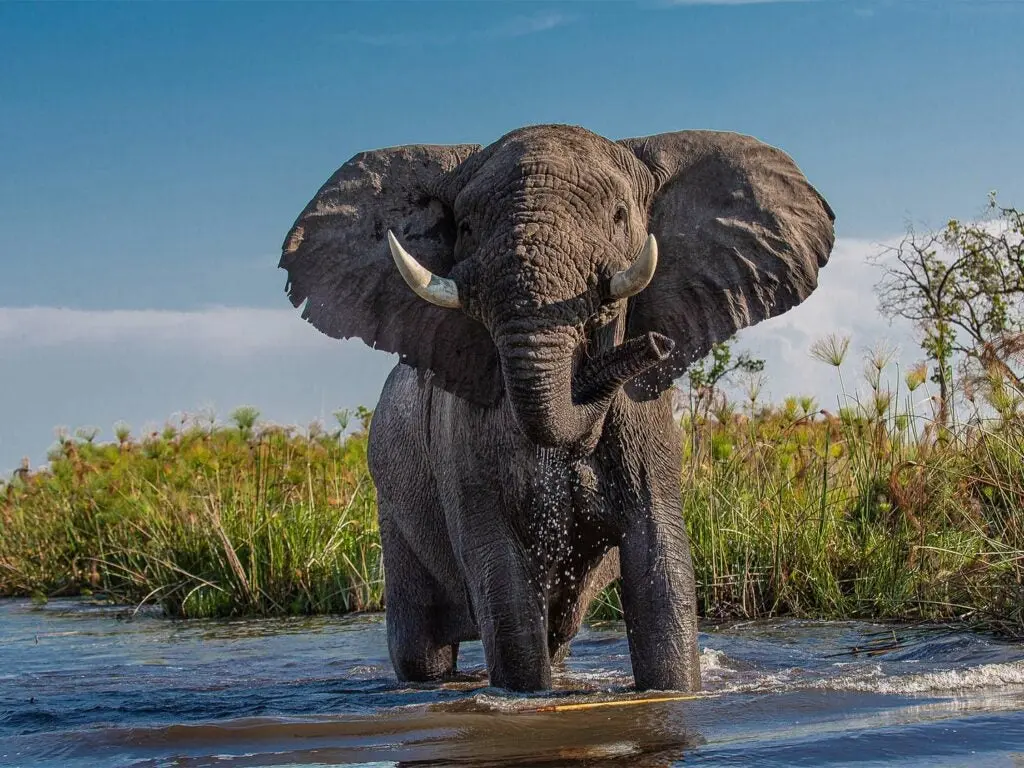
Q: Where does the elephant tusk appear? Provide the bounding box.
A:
[609,233,658,300]
[387,230,462,309]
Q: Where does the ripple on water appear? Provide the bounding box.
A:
[2,600,1024,767]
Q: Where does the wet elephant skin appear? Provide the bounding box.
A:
[280,124,835,691]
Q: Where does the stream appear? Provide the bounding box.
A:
[2,599,1024,766]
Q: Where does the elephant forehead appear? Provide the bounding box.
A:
[459,137,630,215]
[490,123,623,169]
[459,161,629,276]
[497,158,624,208]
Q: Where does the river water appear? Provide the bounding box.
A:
[2,599,1024,767]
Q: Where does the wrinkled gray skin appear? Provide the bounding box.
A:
[281,125,835,692]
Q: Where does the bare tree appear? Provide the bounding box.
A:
[875,196,1024,424]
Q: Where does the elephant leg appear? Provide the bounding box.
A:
[619,510,700,692]
[460,538,550,691]
[379,517,461,682]
[547,548,619,664]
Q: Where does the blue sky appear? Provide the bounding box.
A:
[2,0,1023,471]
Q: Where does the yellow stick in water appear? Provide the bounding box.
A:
[533,694,701,713]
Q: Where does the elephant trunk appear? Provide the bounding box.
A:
[499,328,673,449]
[574,332,674,404]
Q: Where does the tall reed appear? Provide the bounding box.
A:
[1,415,382,617]
[2,358,1022,635]
[657,338,1024,635]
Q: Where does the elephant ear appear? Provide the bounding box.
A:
[619,130,835,397]
[280,143,503,405]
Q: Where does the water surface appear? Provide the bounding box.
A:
[2,599,1024,766]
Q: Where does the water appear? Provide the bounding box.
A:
[2,600,1024,766]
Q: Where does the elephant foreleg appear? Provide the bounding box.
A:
[380,517,463,682]
[619,509,701,692]
[461,537,551,691]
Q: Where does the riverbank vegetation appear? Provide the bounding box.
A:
[0,408,383,617]
[676,341,1023,637]
[2,363,1021,634]
[2,202,1022,634]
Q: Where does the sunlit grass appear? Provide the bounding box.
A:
[664,402,1024,637]
[0,411,382,617]
[594,344,1024,636]
[3,363,1022,636]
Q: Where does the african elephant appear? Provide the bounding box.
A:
[280,124,834,692]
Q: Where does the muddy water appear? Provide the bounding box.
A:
[2,599,1024,766]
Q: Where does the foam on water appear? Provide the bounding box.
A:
[692,642,1024,698]
[4,600,1024,767]
[818,659,1024,694]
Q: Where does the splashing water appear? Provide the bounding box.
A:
[2,601,1024,766]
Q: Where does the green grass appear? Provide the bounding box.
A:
[2,366,1022,635]
[0,415,382,617]
[670,398,1024,636]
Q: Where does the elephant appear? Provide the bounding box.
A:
[280,124,835,692]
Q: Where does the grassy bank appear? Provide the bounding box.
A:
[0,413,382,617]
[2,376,1022,634]
[681,395,1023,636]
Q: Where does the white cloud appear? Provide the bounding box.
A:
[489,12,571,38]
[0,237,931,473]
[337,11,573,48]
[0,307,332,356]
[0,307,397,473]
[730,235,926,408]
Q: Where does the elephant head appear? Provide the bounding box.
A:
[280,125,834,448]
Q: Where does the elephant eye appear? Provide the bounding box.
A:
[459,221,472,237]
[612,203,628,227]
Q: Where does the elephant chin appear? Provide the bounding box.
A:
[501,331,674,450]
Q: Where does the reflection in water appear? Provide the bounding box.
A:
[2,601,1024,767]
[79,701,703,767]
